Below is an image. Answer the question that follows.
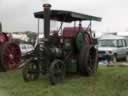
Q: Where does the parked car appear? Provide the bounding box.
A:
[98,34,128,63]
[20,43,34,56]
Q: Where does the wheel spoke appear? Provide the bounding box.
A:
[1,42,21,70]
[22,62,39,81]
[49,60,65,85]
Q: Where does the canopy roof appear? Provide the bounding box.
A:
[34,10,102,22]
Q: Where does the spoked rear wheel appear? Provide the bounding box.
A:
[22,61,39,81]
[87,47,98,75]
[79,45,98,76]
[48,59,65,85]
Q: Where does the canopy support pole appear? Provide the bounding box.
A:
[79,21,82,31]
[34,19,40,48]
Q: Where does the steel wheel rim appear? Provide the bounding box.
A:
[53,62,64,81]
[87,53,94,73]
[87,48,96,74]
[49,60,65,85]
[25,64,38,80]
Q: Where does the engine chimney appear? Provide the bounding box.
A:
[43,4,51,38]
[0,22,2,32]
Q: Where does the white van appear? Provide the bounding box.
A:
[98,34,128,63]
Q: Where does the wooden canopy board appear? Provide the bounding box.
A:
[34,10,102,22]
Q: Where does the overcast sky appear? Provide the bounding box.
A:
[0,0,128,35]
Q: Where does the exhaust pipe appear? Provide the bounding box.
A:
[43,4,51,38]
[0,22,2,32]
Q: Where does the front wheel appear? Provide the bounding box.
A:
[22,60,39,81]
[48,59,65,85]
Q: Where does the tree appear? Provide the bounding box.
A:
[25,31,37,44]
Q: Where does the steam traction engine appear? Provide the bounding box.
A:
[0,22,21,72]
[22,4,101,85]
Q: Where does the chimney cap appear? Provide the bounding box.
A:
[43,4,51,8]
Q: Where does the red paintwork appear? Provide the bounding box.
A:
[0,33,9,44]
[3,43,21,70]
[63,27,83,38]
[62,27,93,44]
[0,32,21,71]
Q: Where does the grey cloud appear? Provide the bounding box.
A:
[1,0,128,33]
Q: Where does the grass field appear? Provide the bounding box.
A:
[0,66,128,96]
